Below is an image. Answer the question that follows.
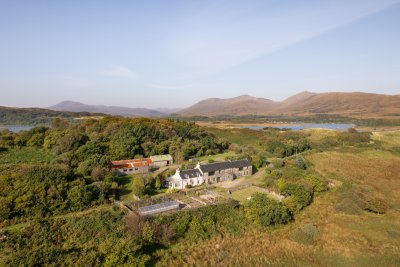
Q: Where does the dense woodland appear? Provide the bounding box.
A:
[0,106,103,125]
[1,116,396,266]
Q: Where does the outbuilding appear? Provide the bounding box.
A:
[150,154,173,167]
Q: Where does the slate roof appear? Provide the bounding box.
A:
[179,169,202,179]
[199,159,251,173]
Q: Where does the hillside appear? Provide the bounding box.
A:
[0,106,103,125]
[178,92,400,117]
[49,100,165,117]
[177,95,279,116]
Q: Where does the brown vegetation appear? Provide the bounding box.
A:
[178,91,400,117]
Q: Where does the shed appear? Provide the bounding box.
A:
[150,154,173,166]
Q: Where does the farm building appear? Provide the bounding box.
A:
[150,154,173,167]
[199,159,252,184]
[165,159,252,189]
[111,158,152,175]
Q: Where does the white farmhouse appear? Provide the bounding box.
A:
[164,168,204,189]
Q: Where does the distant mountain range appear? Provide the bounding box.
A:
[46,92,400,118]
[177,92,400,117]
[49,101,166,117]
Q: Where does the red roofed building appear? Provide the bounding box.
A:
[111,158,152,174]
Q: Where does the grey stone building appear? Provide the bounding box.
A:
[197,159,252,184]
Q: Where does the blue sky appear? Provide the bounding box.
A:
[1,0,399,109]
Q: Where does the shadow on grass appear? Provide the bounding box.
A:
[117,175,133,200]
[252,165,259,174]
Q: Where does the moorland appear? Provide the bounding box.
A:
[0,114,399,266]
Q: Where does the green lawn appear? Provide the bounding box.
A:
[196,151,236,162]
[216,185,269,203]
[0,147,55,164]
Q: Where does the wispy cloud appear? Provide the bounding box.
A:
[149,83,210,90]
[102,65,137,79]
[167,0,400,74]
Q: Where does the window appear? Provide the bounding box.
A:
[123,169,127,172]
[239,167,243,171]
[129,168,133,171]
[209,171,215,176]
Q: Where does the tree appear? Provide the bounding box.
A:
[27,133,45,147]
[245,193,291,227]
[109,124,144,159]
[91,167,107,181]
[251,154,263,168]
[132,176,146,197]
[155,176,161,190]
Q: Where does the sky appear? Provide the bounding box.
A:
[0,0,400,109]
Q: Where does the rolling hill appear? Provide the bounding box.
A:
[49,101,165,117]
[0,106,103,125]
[178,92,400,117]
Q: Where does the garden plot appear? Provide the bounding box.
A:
[217,185,284,204]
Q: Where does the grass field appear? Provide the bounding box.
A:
[196,151,236,162]
[372,131,400,150]
[225,186,271,203]
[0,147,55,164]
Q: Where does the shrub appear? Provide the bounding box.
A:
[132,176,146,197]
[294,156,307,170]
[291,224,319,245]
[271,169,283,178]
[245,193,292,227]
[335,198,363,215]
[155,177,161,190]
[306,176,328,192]
[365,197,387,214]
[283,196,302,214]
[271,158,285,168]
[187,216,209,241]
[339,189,367,209]
[280,183,312,209]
